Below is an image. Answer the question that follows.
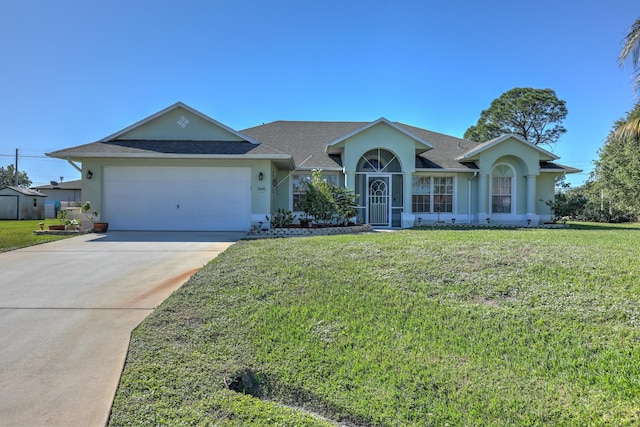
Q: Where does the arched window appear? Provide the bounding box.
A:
[491,164,514,214]
[356,149,401,173]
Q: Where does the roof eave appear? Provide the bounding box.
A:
[415,168,480,172]
[46,152,293,161]
[540,166,582,174]
[325,145,341,155]
[290,166,343,172]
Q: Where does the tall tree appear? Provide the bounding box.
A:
[593,103,640,217]
[464,87,568,147]
[0,164,32,187]
[616,17,640,140]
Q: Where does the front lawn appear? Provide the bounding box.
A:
[0,220,76,252]
[109,226,640,426]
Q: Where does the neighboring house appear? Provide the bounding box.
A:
[0,186,46,220]
[46,102,580,231]
[33,180,82,218]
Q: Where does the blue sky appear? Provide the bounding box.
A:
[1,0,637,187]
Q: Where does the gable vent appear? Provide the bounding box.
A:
[177,116,190,128]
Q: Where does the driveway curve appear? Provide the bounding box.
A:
[0,231,242,427]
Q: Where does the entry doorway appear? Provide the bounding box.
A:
[368,176,390,226]
[355,149,404,227]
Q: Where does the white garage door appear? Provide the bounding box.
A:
[103,166,251,231]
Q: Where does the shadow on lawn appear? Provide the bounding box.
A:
[565,222,640,231]
[411,222,639,232]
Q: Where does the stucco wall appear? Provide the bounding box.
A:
[476,138,541,176]
[341,123,418,174]
[456,173,470,215]
[273,171,291,213]
[536,173,557,217]
[116,107,244,141]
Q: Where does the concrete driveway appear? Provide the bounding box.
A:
[0,231,243,427]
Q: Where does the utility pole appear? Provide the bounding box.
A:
[14,148,18,186]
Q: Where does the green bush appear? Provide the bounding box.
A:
[270,208,294,228]
[299,170,359,225]
[331,185,358,225]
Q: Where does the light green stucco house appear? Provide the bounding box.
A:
[47,102,579,231]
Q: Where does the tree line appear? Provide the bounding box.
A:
[548,17,640,222]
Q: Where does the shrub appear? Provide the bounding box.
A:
[299,170,336,225]
[331,185,359,225]
[270,208,294,228]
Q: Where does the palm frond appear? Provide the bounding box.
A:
[612,116,640,140]
[619,18,640,95]
[619,18,640,68]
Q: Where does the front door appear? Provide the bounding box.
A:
[368,176,390,226]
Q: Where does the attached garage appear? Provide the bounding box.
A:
[46,103,294,232]
[103,166,251,231]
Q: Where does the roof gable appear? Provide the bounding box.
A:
[101,102,260,144]
[325,118,433,154]
[456,134,559,161]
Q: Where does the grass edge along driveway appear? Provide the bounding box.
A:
[109,224,640,426]
[0,220,76,253]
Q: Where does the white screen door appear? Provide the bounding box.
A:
[368,176,390,226]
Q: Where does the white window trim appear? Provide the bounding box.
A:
[357,148,403,173]
[411,174,456,214]
[490,163,516,215]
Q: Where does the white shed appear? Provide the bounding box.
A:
[0,186,47,220]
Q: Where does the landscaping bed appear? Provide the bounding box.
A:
[245,224,373,239]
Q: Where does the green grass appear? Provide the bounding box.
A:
[0,219,76,252]
[109,226,640,426]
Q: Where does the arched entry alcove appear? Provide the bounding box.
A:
[355,149,403,227]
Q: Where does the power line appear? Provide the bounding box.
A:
[0,154,49,159]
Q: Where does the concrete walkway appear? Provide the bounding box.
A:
[0,231,242,427]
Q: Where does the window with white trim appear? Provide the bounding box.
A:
[292,174,311,212]
[492,165,513,214]
[433,176,454,213]
[412,176,454,213]
[292,173,338,211]
[412,176,431,213]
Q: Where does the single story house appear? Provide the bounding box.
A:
[0,186,46,220]
[32,179,82,218]
[47,102,579,231]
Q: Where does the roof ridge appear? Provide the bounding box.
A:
[395,122,471,141]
